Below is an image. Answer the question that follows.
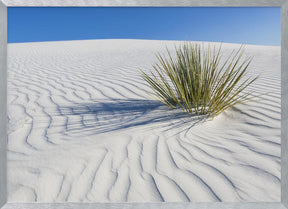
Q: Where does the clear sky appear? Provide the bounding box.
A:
[8,7,280,45]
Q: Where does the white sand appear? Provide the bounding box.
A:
[7,39,280,202]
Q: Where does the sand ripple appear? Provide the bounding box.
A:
[7,40,280,202]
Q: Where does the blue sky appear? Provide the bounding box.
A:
[8,7,280,45]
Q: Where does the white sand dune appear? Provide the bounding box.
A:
[7,39,280,202]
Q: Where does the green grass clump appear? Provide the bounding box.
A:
[141,42,258,118]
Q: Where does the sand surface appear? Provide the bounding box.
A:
[7,39,281,202]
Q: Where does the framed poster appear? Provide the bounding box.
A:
[0,1,287,209]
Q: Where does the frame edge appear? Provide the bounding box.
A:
[0,1,287,209]
[0,1,7,208]
[0,0,286,7]
[282,0,288,208]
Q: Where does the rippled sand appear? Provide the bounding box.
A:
[7,40,280,202]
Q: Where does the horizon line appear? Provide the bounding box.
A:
[7,38,281,47]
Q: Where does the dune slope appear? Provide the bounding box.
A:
[7,39,280,202]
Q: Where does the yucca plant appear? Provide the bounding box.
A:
[141,42,258,118]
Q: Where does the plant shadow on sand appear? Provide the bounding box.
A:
[57,99,206,136]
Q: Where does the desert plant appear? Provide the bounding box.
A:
[141,42,258,118]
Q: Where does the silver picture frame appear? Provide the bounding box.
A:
[0,0,287,208]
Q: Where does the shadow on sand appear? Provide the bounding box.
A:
[57,99,206,135]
